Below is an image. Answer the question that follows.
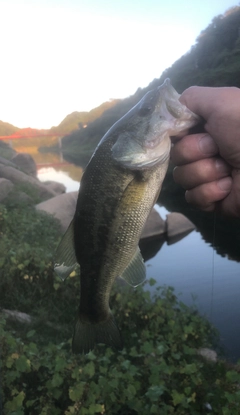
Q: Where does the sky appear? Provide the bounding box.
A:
[0,0,238,129]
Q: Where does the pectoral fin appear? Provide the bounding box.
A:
[120,247,146,287]
[54,219,78,280]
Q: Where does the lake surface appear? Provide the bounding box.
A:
[37,163,240,362]
[38,166,80,192]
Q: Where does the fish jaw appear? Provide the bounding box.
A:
[112,78,199,170]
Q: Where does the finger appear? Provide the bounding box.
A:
[171,133,218,165]
[179,86,216,119]
[173,158,231,189]
[219,170,240,217]
[185,177,232,212]
[179,86,240,136]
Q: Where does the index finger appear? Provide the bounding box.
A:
[179,86,219,120]
[179,85,240,121]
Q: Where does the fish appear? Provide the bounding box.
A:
[54,79,199,354]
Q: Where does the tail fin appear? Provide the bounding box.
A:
[72,313,123,354]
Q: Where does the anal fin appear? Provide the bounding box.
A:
[120,246,146,287]
[54,219,78,280]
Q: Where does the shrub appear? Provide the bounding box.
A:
[1,204,240,414]
[1,284,240,414]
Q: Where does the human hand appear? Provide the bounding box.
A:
[171,86,240,217]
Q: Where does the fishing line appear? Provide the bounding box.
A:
[210,212,216,321]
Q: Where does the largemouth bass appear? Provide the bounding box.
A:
[54,79,199,353]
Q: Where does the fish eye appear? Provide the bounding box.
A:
[138,105,152,117]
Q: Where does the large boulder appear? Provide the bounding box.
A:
[0,178,14,202]
[0,165,57,201]
[36,191,78,232]
[166,212,195,244]
[43,180,66,195]
[198,348,217,363]
[0,155,18,168]
[2,309,32,324]
[141,208,166,240]
[11,152,37,177]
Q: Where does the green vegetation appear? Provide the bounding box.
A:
[155,6,240,91]
[50,100,120,136]
[1,202,240,414]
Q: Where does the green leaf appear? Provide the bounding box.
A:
[149,278,156,286]
[226,370,240,383]
[172,390,186,406]
[16,355,31,372]
[181,363,198,374]
[69,383,85,402]
[51,373,63,387]
[84,361,95,377]
[55,356,66,371]
[88,403,104,414]
[87,351,97,360]
[146,386,164,402]
[127,384,136,397]
[141,341,153,354]
[5,356,14,369]
[5,391,25,412]
[26,329,36,338]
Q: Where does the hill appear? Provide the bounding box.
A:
[49,99,120,136]
[0,99,120,139]
[0,120,19,136]
[61,5,240,167]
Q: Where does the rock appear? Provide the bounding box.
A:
[0,142,17,159]
[139,237,165,262]
[2,309,33,324]
[43,180,66,194]
[0,178,14,202]
[141,207,166,240]
[11,152,37,177]
[0,165,57,201]
[36,191,78,232]
[0,155,18,168]
[198,348,217,363]
[14,191,35,205]
[166,212,195,244]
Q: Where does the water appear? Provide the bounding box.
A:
[37,166,80,192]
[37,165,240,361]
[145,228,240,361]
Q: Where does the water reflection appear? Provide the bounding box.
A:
[37,167,80,192]
[144,228,240,362]
[5,137,83,187]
